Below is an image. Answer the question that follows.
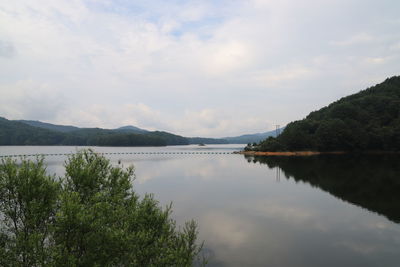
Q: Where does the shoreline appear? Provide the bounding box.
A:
[235,150,400,156]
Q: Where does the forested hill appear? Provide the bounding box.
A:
[254,76,400,152]
[0,117,185,146]
[0,117,66,145]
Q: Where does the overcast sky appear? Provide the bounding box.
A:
[1,0,399,137]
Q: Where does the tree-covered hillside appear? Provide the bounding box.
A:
[146,131,189,145]
[0,118,183,146]
[0,117,234,146]
[0,118,67,145]
[254,76,400,152]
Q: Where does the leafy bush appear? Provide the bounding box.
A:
[0,150,203,266]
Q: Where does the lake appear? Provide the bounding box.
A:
[1,145,400,266]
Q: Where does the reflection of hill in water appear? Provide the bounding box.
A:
[245,155,400,224]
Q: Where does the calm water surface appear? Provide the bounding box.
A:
[1,145,399,267]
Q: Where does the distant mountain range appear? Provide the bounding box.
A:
[1,118,280,146]
[223,129,283,144]
[17,120,82,133]
[17,120,149,134]
[0,118,186,146]
[114,125,149,134]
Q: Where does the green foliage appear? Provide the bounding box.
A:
[257,76,400,151]
[0,157,60,267]
[0,150,203,266]
[258,137,286,152]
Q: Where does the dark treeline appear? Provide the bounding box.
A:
[188,137,228,144]
[77,132,167,146]
[147,131,189,145]
[245,154,400,223]
[0,118,187,146]
[252,76,400,152]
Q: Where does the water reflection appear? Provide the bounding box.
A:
[2,146,400,266]
[135,154,400,266]
[244,154,400,224]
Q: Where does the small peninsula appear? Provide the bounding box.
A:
[245,76,400,154]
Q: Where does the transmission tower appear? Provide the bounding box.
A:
[275,125,280,137]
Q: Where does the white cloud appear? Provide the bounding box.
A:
[168,108,274,137]
[0,0,399,136]
[52,104,273,137]
[202,41,254,75]
[251,65,315,87]
[331,33,375,47]
[201,212,253,248]
[56,103,164,130]
[364,57,388,65]
[0,80,65,121]
[389,42,400,51]
[0,40,15,58]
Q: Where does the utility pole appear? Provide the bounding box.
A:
[276,167,281,182]
[275,125,280,137]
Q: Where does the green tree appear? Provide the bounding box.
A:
[0,157,60,267]
[0,150,204,267]
[259,136,286,152]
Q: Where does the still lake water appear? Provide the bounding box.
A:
[1,145,400,266]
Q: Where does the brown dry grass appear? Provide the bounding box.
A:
[236,151,346,156]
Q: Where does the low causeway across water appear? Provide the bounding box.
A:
[0,151,236,158]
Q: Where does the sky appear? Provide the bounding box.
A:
[0,0,399,137]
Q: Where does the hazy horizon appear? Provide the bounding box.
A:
[1,0,399,137]
[9,117,279,138]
